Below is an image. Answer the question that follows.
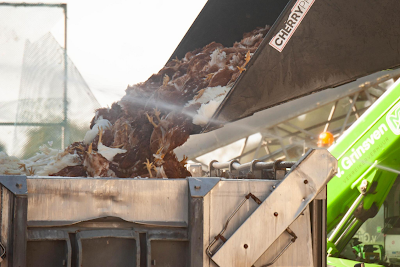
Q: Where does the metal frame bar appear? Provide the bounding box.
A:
[0,122,65,126]
[348,94,360,119]
[323,101,338,133]
[272,127,288,159]
[0,175,28,267]
[62,4,68,149]
[189,196,205,267]
[284,122,316,139]
[374,84,387,92]
[11,195,27,267]
[311,188,327,267]
[0,2,65,7]
[214,77,397,163]
[364,89,375,103]
[340,93,359,135]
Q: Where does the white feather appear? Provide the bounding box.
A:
[209,49,226,69]
[97,142,127,161]
[84,118,112,144]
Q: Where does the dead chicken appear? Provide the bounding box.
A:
[1,25,271,179]
[83,142,115,177]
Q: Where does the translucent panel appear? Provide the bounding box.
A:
[0,4,100,157]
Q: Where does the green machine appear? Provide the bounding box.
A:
[327,79,400,266]
[173,0,400,265]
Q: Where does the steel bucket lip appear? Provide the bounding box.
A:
[166,0,290,63]
[164,0,292,133]
[166,0,400,133]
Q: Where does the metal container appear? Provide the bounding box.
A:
[0,149,336,267]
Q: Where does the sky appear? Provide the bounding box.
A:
[3,0,208,107]
[64,0,208,106]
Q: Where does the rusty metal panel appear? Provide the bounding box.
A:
[210,150,337,266]
[27,178,188,226]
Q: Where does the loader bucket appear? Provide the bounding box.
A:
[169,0,400,132]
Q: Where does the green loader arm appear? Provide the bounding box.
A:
[327,77,400,257]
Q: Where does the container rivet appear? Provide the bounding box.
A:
[304,180,308,184]
[244,244,248,249]
[194,185,201,190]
[274,212,278,217]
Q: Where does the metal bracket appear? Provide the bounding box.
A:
[0,175,27,196]
[247,160,261,179]
[272,160,285,180]
[206,192,262,257]
[228,159,240,175]
[246,192,262,205]
[208,160,219,177]
[188,177,220,198]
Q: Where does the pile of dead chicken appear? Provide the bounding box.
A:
[0,26,270,178]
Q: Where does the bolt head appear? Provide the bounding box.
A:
[304,180,308,184]
[274,212,278,217]
[244,244,248,249]
[194,185,201,190]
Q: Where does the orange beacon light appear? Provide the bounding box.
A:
[317,131,334,147]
